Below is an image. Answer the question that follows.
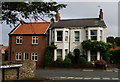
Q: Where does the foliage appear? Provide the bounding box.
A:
[56,57,63,65]
[2,2,67,26]
[45,43,57,65]
[78,57,87,64]
[82,40,113,52]
[110,49,120,66]
[101,51,111,63]
[67,52,75,64]
[114,37,120,46]
[107,36,115,46]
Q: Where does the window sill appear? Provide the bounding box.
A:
[16,43,22,45]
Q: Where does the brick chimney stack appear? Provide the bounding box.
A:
[55,11,60,22]
[99,9,103,20]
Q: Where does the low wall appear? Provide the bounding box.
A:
[2,60,36,80]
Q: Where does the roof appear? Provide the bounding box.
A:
[0,46,8,51]
[51,18,107,28]
[10,22,51,35]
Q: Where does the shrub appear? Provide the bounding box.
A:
[78,57,87,64]
[63,58,72,67]
[56,57,63,64]
[67,52,75,64]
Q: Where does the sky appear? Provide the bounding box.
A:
[1,1,119,46]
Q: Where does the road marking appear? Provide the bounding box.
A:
[84,78,92,80]
[67,77,74,79]
[106,70,113,72]
[83,69,93,71]
[102,78,110,80]
[93,78,101,80]
[60,77,66,79]
[112,78,119,80]
[74,77,83,79]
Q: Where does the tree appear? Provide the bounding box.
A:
[2,2,67,27]
[106,36,115,46]
[114,37,120,46]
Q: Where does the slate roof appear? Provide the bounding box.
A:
[51,18,107,28]
[10,22,51,35]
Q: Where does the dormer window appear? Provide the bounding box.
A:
[16,36,22,44]
[32,36,38,44]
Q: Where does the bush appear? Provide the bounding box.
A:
[56,58,63,65]
[67,52,75,64]
[63,58,72,67]
[78,57,87,64]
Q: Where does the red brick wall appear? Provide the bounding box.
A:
[9,35,48,68]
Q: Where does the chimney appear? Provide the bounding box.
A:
[99,9,103,20]
[55,11,60,22]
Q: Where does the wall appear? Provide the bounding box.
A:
[9,35,48,68]
[3,60,36,81]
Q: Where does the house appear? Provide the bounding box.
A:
[49,9,107,62]
[0,45,9,61]
[9,22,51,68]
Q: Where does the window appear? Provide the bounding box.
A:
[16,36,22,44]
[57,49,62,58]
[24,52,29,60]
[32,36,38,44]
[100,30,102,41]
[90,30,97,40]
[16,52,22,60]
[31,52,38,61]
[57,31,63,41]
[65,49,68,56]
[65,31,68,41]
[86,30,88,40]
[74,31,80,42]
[52,31,54,42]
[91,50,97,61]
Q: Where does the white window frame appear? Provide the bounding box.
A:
[65,31,68,41]
[31,52,38,61]
[16,52,22,60]
[57,31,63,42]
[57,49,62,58]
[90,30,97,40]
[74,31,80,42]
[23,52,29,60]
[100,30,103,41]
[16,36,22,44]
[32,36,38,44]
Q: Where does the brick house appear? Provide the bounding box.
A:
[9,22,51,68]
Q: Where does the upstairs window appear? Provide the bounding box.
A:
[16,36,22,44]
[16,52,22,60]
[86,30,88,40]
[57,31,63,41]
[90,30,97,40]
[31,52,38,61]
[32,36,38,44]
[65,31,68,41]
[74,31,80,42]
[100,30,102,41]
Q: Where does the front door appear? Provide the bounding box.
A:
[74,49,80,64]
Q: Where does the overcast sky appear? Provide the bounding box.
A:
[1,1,119,46]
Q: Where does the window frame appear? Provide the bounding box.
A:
[65,31,68,41]
[23,52,29,60]
[57,49,62,58]
[32,36,38,44]
[16,52,22,60]
[31,52,38,61]
[74,31,80,42]
[90,30,97,40]
[57,31,63,42]
[16,36,22,44]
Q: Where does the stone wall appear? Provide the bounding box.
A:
[3,60,36,81]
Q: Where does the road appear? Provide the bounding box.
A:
[36,68,120,82]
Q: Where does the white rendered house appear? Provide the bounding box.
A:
[49,9,107,62]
